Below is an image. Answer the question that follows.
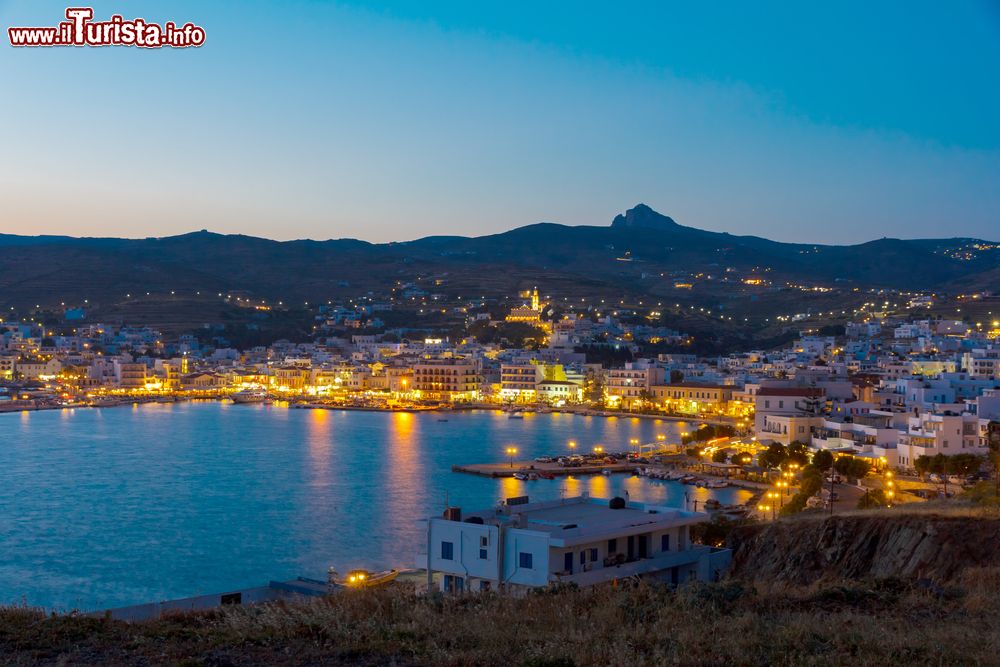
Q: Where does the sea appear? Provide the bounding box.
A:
[0,402,752,610]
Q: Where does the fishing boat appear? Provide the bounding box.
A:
[706,479,730,489]
[329,567,399,589]
[508,412,525,419]
[513,472,529,481]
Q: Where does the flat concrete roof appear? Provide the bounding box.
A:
[481,497,702,545]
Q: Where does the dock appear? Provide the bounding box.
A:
[452,461,637,478]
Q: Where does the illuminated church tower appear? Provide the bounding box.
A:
[531,287,540,311]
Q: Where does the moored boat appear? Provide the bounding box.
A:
[232,389,268,404]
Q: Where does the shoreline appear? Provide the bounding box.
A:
[1,396,737,425]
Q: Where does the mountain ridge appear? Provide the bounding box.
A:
[0,205,996,310]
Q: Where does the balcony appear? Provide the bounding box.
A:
[552,546,722,587]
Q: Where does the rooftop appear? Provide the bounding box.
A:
[465,495,705,546]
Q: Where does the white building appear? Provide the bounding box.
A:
[419,495,730,594]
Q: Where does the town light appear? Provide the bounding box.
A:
[506,446,518,468]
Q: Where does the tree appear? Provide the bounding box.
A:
[848,458,870,480]
[857,488,888,510]
[812,449,834,471]
[758,442,788,470]
[712,449,729,463]
[799,465,824,496]
[914,455,933,481]
[787,441,810,467]
[833,456,853,477]
[946,453,982,477]
[637,390,653,411]
[833,456,870,481]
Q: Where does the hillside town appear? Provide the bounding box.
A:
[3,288,999,481]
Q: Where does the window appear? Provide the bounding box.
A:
[519,552,533,569]
[441,541,454,560]
[608,538,617,553]
[580,551,586,565]
[661,534,670,552]
[589,548,598,562]
[479,548,488,560]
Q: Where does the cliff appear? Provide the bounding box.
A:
[729,511,1000,584]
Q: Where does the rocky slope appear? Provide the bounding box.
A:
[729,511,1000,584]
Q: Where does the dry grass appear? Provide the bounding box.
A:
[3,572,1000,666]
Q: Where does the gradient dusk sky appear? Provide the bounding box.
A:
[2,0,998,243]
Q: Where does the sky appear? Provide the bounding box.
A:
[1,0,998,243]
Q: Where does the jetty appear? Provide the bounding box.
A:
[452,461,636,478]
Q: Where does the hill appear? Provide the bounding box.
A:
[2,511,999,665]
[1,205,996,337]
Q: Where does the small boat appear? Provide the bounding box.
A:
[601,469,612,476]
[539,471,556,480]
[527,472,540,481]
[330,568,399,589]
[508,412,525,419]
[706,480,730,489]
[513,472,529,481]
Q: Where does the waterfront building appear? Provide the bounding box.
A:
[606,362,665,409]
[412,359,480,401]
[420,495,730,594]
[649,382,737,416]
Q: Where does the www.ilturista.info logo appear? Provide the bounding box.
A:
[8,7,205,48]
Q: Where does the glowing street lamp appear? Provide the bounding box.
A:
[506,447,518,468]
[568,440,577,450]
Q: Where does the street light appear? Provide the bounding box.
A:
[506,447,518,468]
[568,440,577,450]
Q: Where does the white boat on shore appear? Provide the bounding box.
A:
[232,389,268,404]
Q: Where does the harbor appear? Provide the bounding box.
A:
[1,402,759,611]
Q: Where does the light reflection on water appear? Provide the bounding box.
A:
[0,403,751,610]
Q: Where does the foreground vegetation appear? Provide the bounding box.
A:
[4,568,1000,666]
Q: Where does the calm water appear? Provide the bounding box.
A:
[0,403,751,610]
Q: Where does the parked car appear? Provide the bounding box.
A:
[534,456,553,463]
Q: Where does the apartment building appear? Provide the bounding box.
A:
[420,495,729,594]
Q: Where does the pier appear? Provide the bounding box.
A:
[452,461,636,478]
